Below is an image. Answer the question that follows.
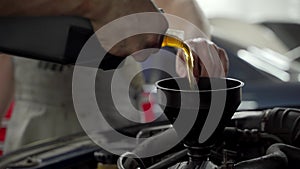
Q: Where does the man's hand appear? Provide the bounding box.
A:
[176,38,229,79]
[153,0,228,78]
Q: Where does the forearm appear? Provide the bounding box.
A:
[0,0,87,17]
[0,54,14,119]
[0,0,163,57]
[0,0,159,29]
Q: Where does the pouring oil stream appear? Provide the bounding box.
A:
[161,35,197,89]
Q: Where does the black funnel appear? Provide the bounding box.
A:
[156,77,244,148]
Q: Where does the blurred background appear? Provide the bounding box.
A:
[142,0,300,115]
[196,0,300,110]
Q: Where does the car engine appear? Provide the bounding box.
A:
[114,108,300,169]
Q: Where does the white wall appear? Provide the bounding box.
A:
[196,0,300,23]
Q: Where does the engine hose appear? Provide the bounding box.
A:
[231,108,300,146]
[264,108,300,146]
[234,143,300,169]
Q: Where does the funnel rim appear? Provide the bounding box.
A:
[155,77,244,93]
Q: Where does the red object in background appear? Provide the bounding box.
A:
[0,101,14,156]
[4,101,14,119]
[0,128,6,142]
[142,102,155,122]
[141,93,155,122]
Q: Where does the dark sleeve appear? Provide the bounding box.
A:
[99,53,126,70]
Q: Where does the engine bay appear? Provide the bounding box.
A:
[1,107,300,169]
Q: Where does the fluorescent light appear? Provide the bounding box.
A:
[248,47,290,70]
[238,49,290,81]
